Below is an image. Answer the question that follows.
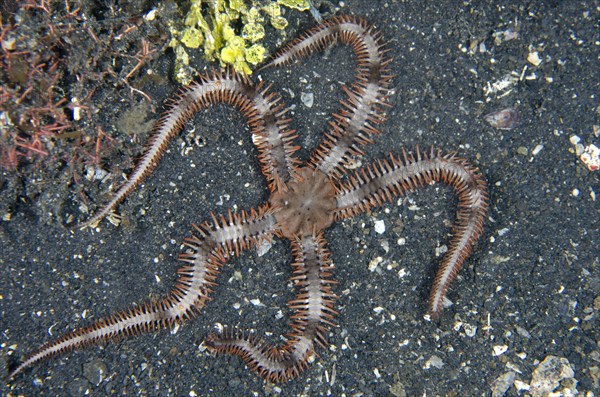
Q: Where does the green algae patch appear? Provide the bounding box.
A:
[277,0,310,11]
[168,0,309,82]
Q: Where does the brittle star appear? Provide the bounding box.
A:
[8,15,488,383]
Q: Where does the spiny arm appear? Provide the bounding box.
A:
[261,15,393,177]
[8,205,278,380]
[204,231,337,382]
[79,70,298,228]
[334,147,488,319]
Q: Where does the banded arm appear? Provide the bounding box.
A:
[334,147,488,319]
[205,231,337,382]
[262,15,393,177]
[8,205,278,380]
[80,69,299,228]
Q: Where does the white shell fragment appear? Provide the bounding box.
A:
[368,256,383,272]
[493,345,508,356]
[527,51,542,66]
[530,356,577,397]
[580,143,599,171]
[300,92,314,108]
[493,27,518,45]
[424,355,444,369]
[568,134,599,171]
[490,371,516,397]
[374,219,385,234]
[484,107,520,130]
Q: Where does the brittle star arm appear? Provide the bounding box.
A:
[7,205,278,380]
[333,147,488,319]
[262,15,393,177]
[204,231,338,382]
[80,69,299,228]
